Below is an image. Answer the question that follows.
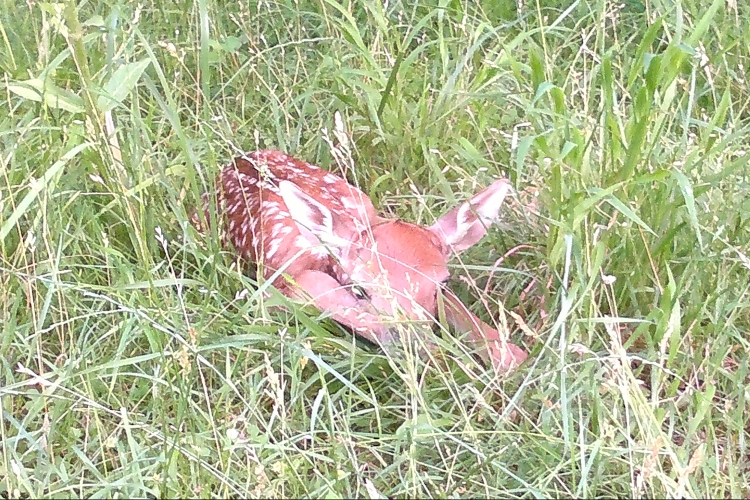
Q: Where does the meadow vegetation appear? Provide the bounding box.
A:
[1,0,749,497]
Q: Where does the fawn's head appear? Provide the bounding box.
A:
[277,177,513,342]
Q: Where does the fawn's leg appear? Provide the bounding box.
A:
[441,289,527,373]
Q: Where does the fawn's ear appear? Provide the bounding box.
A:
[279,180,348,248]
[430,179,512,253]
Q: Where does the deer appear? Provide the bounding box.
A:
[198,149,527,373]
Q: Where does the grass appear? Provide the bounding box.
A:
[1,0,749,497]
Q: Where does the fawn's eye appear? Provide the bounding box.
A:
[351,285,370,300]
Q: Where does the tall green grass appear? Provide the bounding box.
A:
[1,0,748,497]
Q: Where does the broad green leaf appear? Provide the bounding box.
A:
[687,383,715,438]
[621,116,648,180]
[703,87,731,151]
[220,36,242,53]
[6,78,85,113]
[627,18,663,88]
[529,44,544,93]
[687,0,723,47]
[515,135,534,185]
[573,184,622,227]
[631,169,670,185]
[453,138,485,165]
[83,14,106,27]
[6,81,44,102]
[644,53,662,96]
[1,143,91,243]
[532,81,556,105]
[550,86,565,114]
[671,169,703,248]
[602,55,613,107]
[560,141,577,161]
[97,59,152,112]
[667,295,682,366]
[604,194,656,236]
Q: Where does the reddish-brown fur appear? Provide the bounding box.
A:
[201,150,527,372]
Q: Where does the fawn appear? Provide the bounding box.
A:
[200,150,527,372]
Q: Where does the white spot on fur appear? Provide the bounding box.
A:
[258,180,279,192]
[294,235,310,249]
[341,196,361,211]
[294,235,328,258]
[267,238,281,260]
